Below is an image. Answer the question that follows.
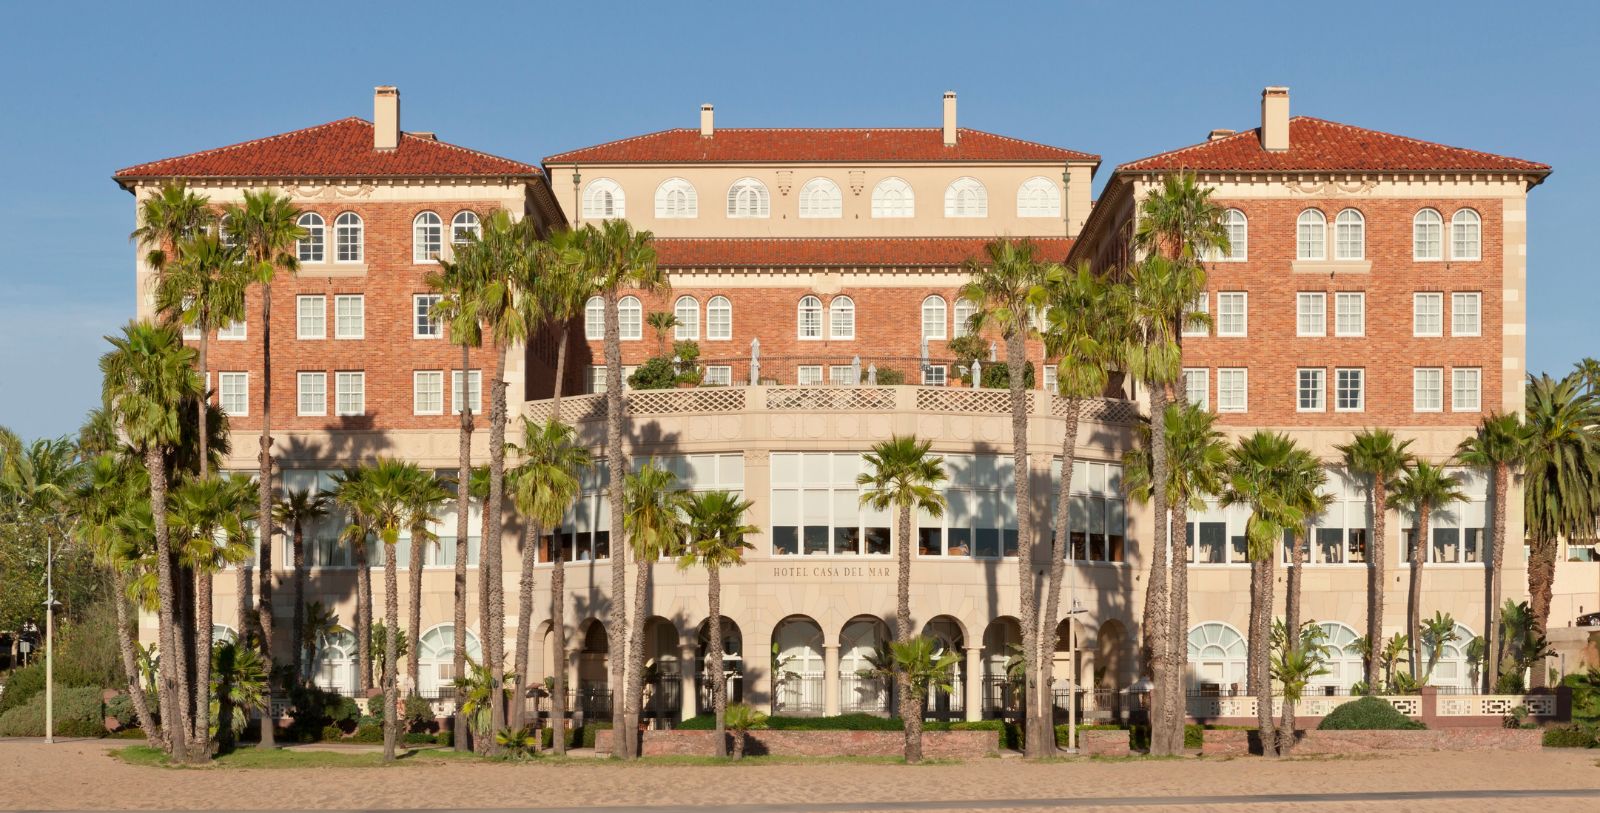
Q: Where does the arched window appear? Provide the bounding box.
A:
[773,617,824,713]
[417,624,482,698]
[1451,209,1481,261]
[828,296,855,340]
[1334,209,1365,260]
[797,295,823,339]
[1421,623,1477,689]
[582,178,625,219]
[212,624,237,644]
[1313,622,1365,692]
[839,619,890,713]
[1016,176,1060,218]
[1187,622,1247,691]
[726,178,770,218]
[953,298,978,339]
[297,213,325,263]
[451,211,481,245]
[706,295,732,340]
[871,177,914,218]
[1296,210,1326,260]
[654,178,698,219]
[584,296,604,340]
[798,178,842,219]
[618,295,642,340]
[217,213,235,248]
[944,177,988,217]
[921,296,947,341]
[311,630,356,695]
[412,211,443,262]
[1413,209,1443,260]
[1216,208,1247,261]
[674,296,699,340]
[334,212,363,263]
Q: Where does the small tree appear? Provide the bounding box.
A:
[723,702,768,760]
[890,635,960,764]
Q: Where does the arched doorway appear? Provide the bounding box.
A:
[695,618,743,714]
[1313,622,1364,695]
[773,616,825,715]
[1187,622,1247,695]
[642,617,682,724]
[839,616,892,715]
[417,624,482,699]
[1094,620,1130,721]
[922,616,967,720]
[311,630,357,696]
[577,621,611,720]
[981,617,1023,720]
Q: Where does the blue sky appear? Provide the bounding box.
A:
[1,1,1594,441]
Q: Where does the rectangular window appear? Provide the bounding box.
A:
[1183,293,1208,337]
[1335,368,1365,412]
[589,366,606,394]
[1335,292,1365,337]
[335,371,365,416]
[297,296,325,339]
[703,365,732,387]
[829,365,856,387]
[796,365,823,386]
[217,320,246,341]
[1413,293,1443,337]
[771,452,892,557]
[1453,367,1481,412]
[335,295,364,339]
[1061,460,1126,562]
[1452,292,1481,337]
[1041,365,1057,393]
[452,370,482,415]
[1216,292,1247,337]
[1297,368,1325,412]
[219,372,248,416]
[922,365,948,387]
[414,371,444,416]
[1217,368,1247,413]
[1182,368,1208,411]
[297,373,326,416]
[1414,368,1443,412]
[1296,292,1326,337]
[414,294,442,338]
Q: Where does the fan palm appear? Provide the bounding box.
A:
[401,467,451,700]
[100,320,202,761]
[534,229,594,409]
[620,460,689,759]
[342,459,414,761]
[273,488,330,685]
[1336,429,1415,689]
[327,468,375,692]
[1456,413,1532,689]
[507,418,590,731]
[679,490,757,758]
[1276,456,1330,748]
[889,635,961,764]
[210,640,270,745]
[1417,611,1461,684]
[1388,461,1466,676]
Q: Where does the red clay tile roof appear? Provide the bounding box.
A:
[545,129,1097,165]
[114,118,542,182]
[1119,117,1549,174]
[652,237,1074,268]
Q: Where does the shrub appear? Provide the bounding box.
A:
[1317,696,1425,730]
[864,368,906,386]
[402,731,436,745]
[540,721,609,749]
[286,686,360,742]
[628,357,684,390]
[1542,726,1596,748]
[0,685,105,737]
[0,660,103,716]
[403,694,436,733]
[104,691,156,729]
[435,729,453,747]
[931,719,1019,750]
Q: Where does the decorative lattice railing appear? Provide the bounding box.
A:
[526,386,1136,424]
[914,388,1035,415]
[765,387,897,412]
[1436,694,1556,717]
[1184,692,1556,720]
[627,388,747,415]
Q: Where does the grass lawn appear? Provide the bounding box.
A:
[113,745,478,769]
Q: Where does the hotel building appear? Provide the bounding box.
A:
[116,86,1585,722]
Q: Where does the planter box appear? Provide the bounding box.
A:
[1202,727,1541,756]
[595,729,997,759]
[1079,729,1131,756]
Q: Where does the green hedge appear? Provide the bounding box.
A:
[0,661,105,716]
[0,685,105,737]
[541,721,609,749]
[1317,696,1426,730]
[1542,726,1596,748]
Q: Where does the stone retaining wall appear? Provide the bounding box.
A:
[1202,728,1543,756]
[594,729,997,759]
[1079,730,1132,756]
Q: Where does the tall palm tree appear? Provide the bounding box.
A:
[1276,454,1329,748]
[1388,462,1466,677]
[100,320,202,762]
[1523,371,1600,683]
[327,468,375,693]
[339,459,413,761]
[587,219,665,757]
[401,468,451,699]
[620,460,689,760]
[679,490,757,758]
[507,418,590,731]
[1336,430,1415,689]
[958,237,1052,756]
[1456,413,1533,688]
[1222,431,1311,757]
[859,435,948,761]
[223,189,303,749]
[272,488,330,685]
[538,228,595,410]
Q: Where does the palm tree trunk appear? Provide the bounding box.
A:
[113,569,164,749]
[512,520,542,731]
[408,531,425,698]
[453,340,473,751]
[176,565,195,746]
[1528,533,1557,688]
[291,523,305,685]
[1002,331,1041,759]
[1408,506,1428,678]
[895,501,915,761]
[1141,385,1172,755]
[383,545,400,761]
[197,333,210,479]
[147,446,190,762]
[1040,396,1081,755]
[356,540,372,693]
[552,329,569,414]
[256,279,277,749]
[1366,479,1388,690]
[1166,502,1190,751]
[485,347,510,745]
[1486,462,1508,691]
[624,544,651,759]
[603,288,628,758]
[193,569,214,757]
[235,567,249,661]
[551,535,568,755]
[707,564,726,758]
[475,494,492,753]
[1250,555,1277,757]
[1278,530,1305,752]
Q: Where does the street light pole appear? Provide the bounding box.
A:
[44,531,55,745]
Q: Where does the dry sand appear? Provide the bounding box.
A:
[3,740,1598,812]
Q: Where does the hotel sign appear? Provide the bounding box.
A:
[771,565,892,579]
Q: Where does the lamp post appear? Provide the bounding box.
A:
[44,531,59,745]
[1061,549,1087,754]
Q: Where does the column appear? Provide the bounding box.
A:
[823,644,841,717]
[964,646,983,722]
[679,641,698,723]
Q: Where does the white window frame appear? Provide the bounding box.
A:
[334,212,363,263]
[798,178,842,219]
[1016,176,1061,218]
[450,211,481,245]
[944,177,988,218]
[1182,368,1208,412]
[1452,292,1482,337]
[412,211,443,263]
[828,296,855,340]
[1041,364,1058,393]
[1334,209,1365,261]
[334,294,364,340]
[582,179,625,219]
[219,372,249,417]
[1451,209,1482,261]
[706,295,732,341]
[453,370,482,416]
[1216,208,1247,261]
[217,320,247,341]
[1216,292,1247,337]
[1217,368,1248,413]
[674,296,699,340]
[871,177,915,218]
[1334,292,1365,337]
[953,298,978,339]
[413,370,445,416]
[584,296,604,341]
[726,178,770,219]
[1182,293,1208,338]
[1335,368,1365,413]
[703,365,732,387]
[828,365,856,387]
[297,213,326,263]
[654,178,698,219]
[1296,368,1326,413]
[1297,209,1326,260]
[1296,292,1326,337]
[297,372,326,417]
[618,295,642,341]
[335,371,365,417]
[922,364,948,386]
[921,296,948,341]
[297,295,326,340]
[797,295,823,340]
[1452,367,1482,413]
[1413,208,1443,261]
[796,365,823,386]
[1413,293,1444,338]
[413,294,443,339]
[1413,368,1444,413]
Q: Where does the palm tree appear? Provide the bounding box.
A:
[1221,431,1311,757]
[223,189,303,749]
[534,228,593,412]
[327,468,375,692]
[210,639,270,748]
[1277,456,1329,746]
[1417,611,1462,684]
[587,219,666,757]
[1388,461,1466,677]
[858,435,947,753]
[889,635,961,764]
[272,488,329,685]
[1456,413,1532,689]
[679,490,757,758]
[507,418,590,731]
[401,467,451,700]
[620,460,689,759]
[341,459,413,762]
[646,311,677,355]
[958,237,1052,756]
[1336,429,1415,689]
[1523,372,1600,683]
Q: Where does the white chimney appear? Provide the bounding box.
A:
[700,104,714,138]
[942,91,957,147]
[1260,86,1289,152]
[374,86,400,151]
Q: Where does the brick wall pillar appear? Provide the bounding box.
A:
[1419,685,1438,727]
[964,646,983,722]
